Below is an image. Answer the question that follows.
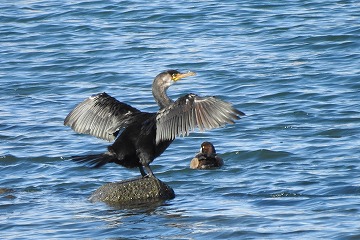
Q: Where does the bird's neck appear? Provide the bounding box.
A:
[152,85,173,109]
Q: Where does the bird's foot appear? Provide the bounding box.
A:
[139,164,156,178]
[142,173,155,178]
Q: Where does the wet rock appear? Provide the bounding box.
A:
[89,176,175,207]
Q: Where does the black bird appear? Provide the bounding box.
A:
[64,70,244,177]
[190,142,223,169]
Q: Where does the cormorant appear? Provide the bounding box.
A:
[190,142,223,169]
[64,70,244,177]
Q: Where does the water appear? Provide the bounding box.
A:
[1,0,360,239]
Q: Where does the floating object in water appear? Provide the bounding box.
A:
[190,141,224,169]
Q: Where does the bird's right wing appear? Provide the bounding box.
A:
[155,93,245,144]
[64,92,141,141]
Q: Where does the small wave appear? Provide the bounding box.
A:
[0,154,19,165]
[317,128,353,138]
[230,149,294,161]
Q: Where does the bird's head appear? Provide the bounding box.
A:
[168,70,196,82]
[154,70,196,88]
[200,141,216,156]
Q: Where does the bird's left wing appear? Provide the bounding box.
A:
[155,94,245,144]
[64,92,141,141]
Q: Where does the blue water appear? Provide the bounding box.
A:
[1,0,360,239]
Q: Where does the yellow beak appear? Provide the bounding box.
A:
[172,71,196,81]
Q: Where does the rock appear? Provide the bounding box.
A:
[89,176,175,207]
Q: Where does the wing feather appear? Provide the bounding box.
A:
[64,92,141,141]
[155,94,245,144]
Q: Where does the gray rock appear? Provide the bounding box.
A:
[89,176,175,207]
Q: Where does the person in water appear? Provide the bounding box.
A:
[190,142,224,169]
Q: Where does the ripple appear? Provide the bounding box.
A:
[1,0,360,239]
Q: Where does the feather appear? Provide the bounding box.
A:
[155,94,244,144]
[64,92,141,141]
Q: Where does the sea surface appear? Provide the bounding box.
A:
[1,1,360,239]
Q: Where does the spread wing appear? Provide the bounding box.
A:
[64,92,141,141]
[155,94,245,144]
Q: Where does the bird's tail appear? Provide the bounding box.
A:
[71,152,116,168]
